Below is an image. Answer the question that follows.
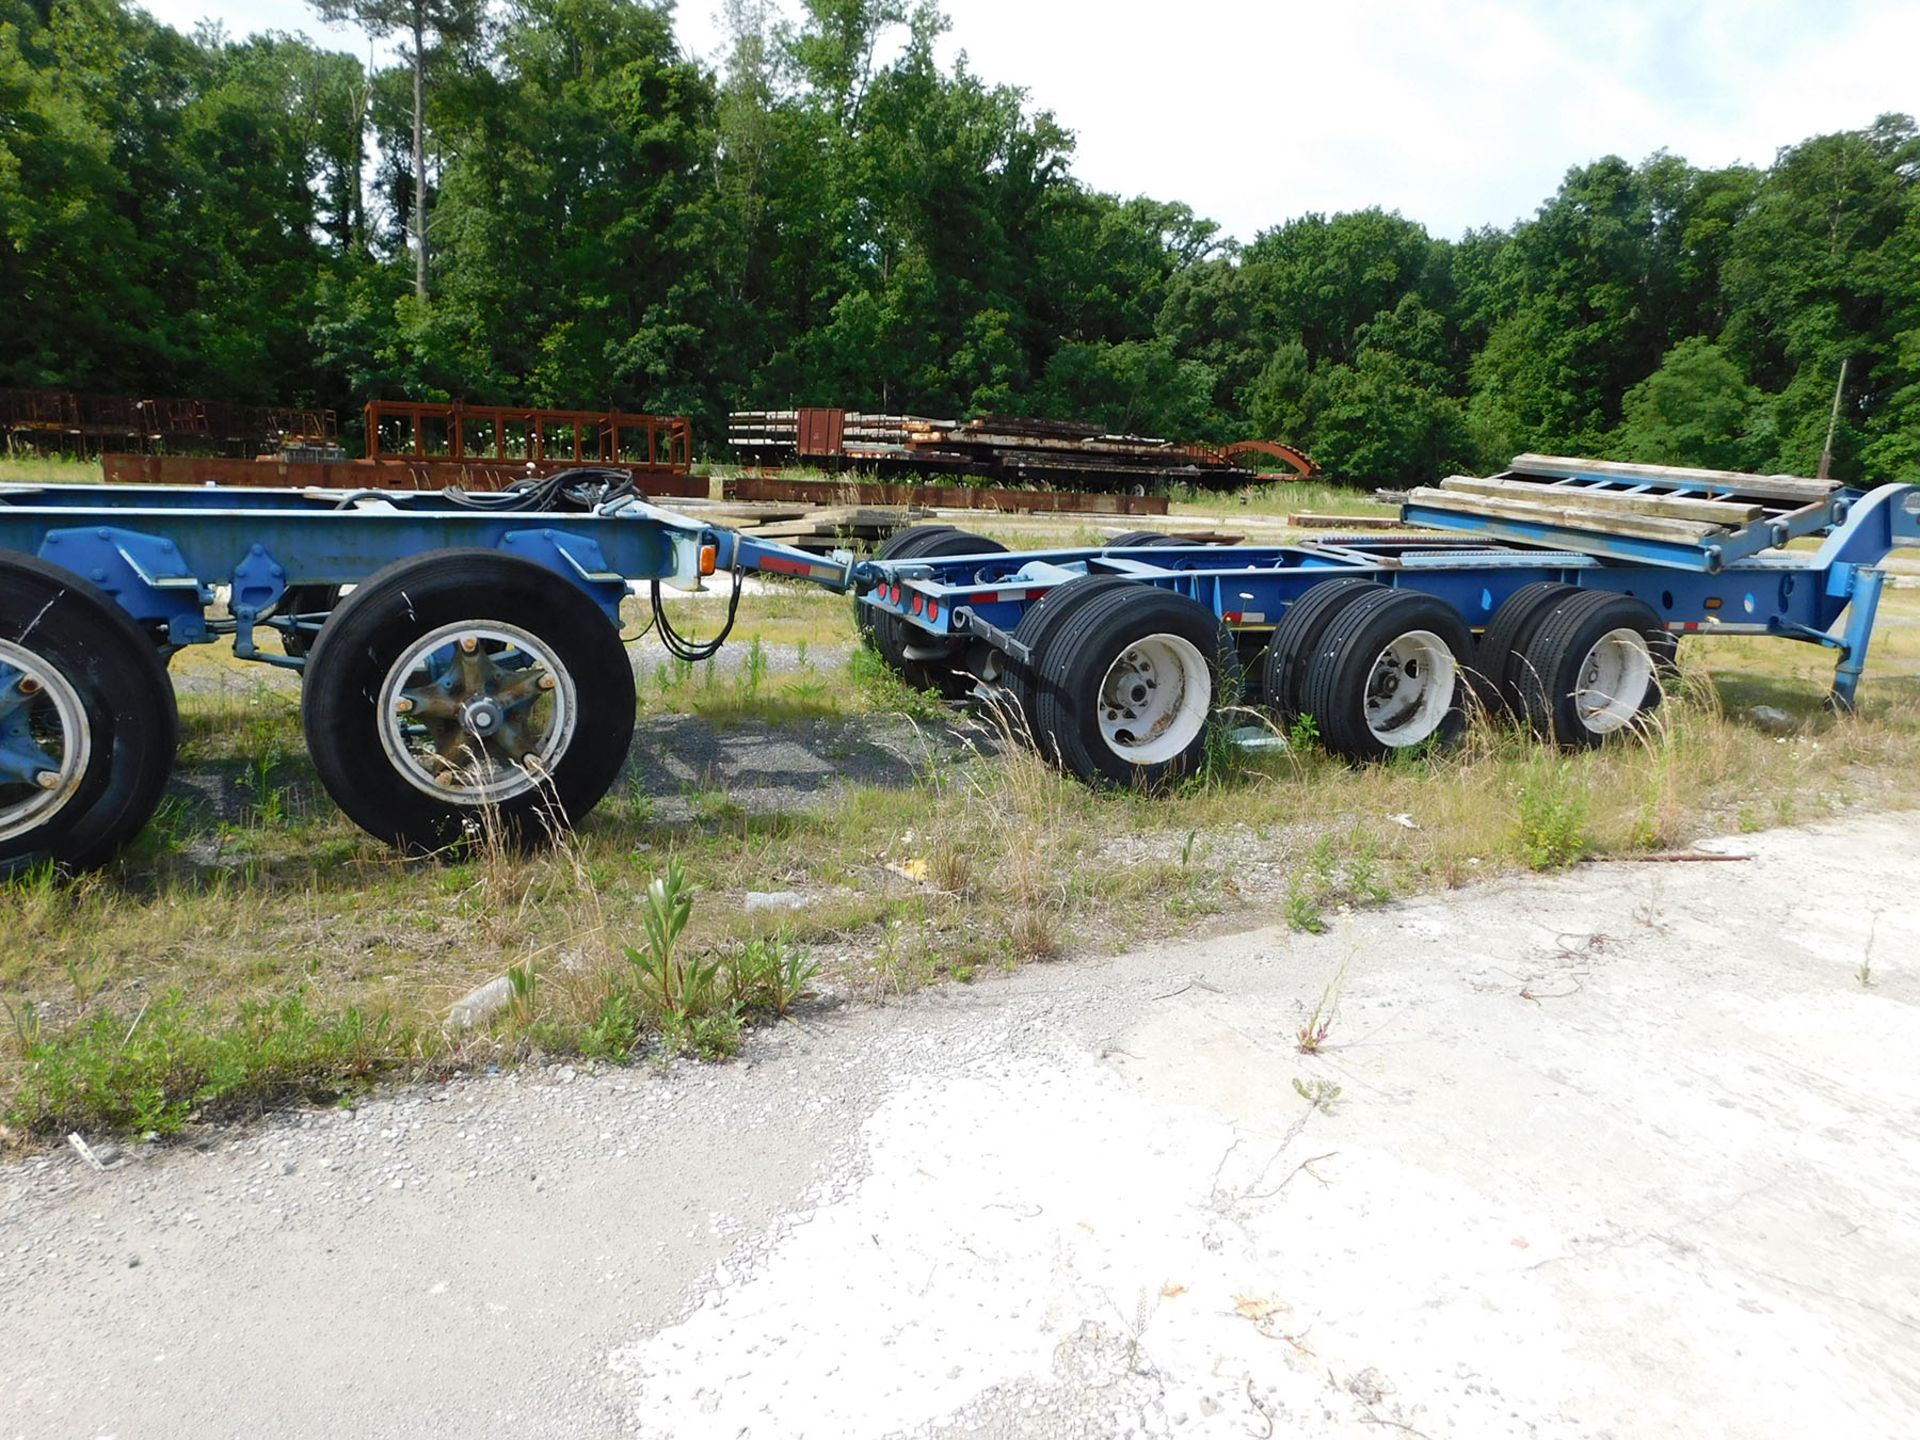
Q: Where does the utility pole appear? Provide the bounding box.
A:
[1817,356,1848,481]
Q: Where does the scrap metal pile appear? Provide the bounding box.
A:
[728,408,1316,495]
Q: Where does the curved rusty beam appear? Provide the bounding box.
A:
[1217,439,1319,478]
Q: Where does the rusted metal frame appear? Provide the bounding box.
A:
[362,401,691,473]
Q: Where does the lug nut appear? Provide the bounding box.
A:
[394,697,414,714]
[458,636,479,654]
[18,676,41,695]
[538,673,556,691]
[35,770,61,790]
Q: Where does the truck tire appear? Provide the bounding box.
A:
[1001,574,1143,739]
[1513,592,1667,747]
[301,550,634,851]
[1470,582,1578,721]
[1030,584,1230,788]
[0,553,178,875]
[1301,589,1472,761]
[1261,578,1385,724]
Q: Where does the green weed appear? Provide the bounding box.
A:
[1515,757,1592,869]
[4,991,414,1137]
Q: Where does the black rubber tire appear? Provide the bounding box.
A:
[1030,584,1230,788]
[0,553,178,876]
[870,529,1009,699]
[852,525,958,641]
[1513,591,1667,748]
[276,583,345,660]
[301,550,635,852]
[1469,582,1579,721]
[1301,588,1473,761]
[1000,574,1144,738]
[1261,578,1385,724]
[1108,530,1171,547]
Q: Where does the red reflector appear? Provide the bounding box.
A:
[927,601,940,621]
[911,593,924,615]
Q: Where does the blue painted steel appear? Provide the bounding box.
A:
[0,483,854,659]
[859,484,1920,704]
[0,656,52,784]
[2,476,1910,706]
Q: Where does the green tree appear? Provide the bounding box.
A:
[309,0,485,296]
[1722,115,1920,479]
[1610,337,1757,470]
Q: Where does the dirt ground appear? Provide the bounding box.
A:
[2,812,1914,1438]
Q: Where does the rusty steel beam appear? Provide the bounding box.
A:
[723,473,1170,516]
[99,453,709,498]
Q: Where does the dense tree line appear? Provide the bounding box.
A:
[3,0,1916,484]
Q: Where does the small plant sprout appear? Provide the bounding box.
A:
[1292,1076,1342,1112]
[1296,955,1350,1054]
[1284,880,1326,935]
[504,963,539,1026]
[625,857,696,1013]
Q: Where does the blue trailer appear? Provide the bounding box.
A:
[0,457,1912,873]
[856,456,1918,785]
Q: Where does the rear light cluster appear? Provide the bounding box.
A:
[870,582,943,623]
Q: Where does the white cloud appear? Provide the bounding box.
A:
[130,0,1920,240]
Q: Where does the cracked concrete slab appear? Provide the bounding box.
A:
[2,813,1915,1438]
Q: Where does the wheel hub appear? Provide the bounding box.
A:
[1572,628,1655,734]
[1362,630,1455,747]
[377,623,576,804]
[0,638,92,845]
[1096,634,1210,764]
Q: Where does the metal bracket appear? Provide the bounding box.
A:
[39,526,210,645]
[952,606,1031,663]
[229,543,295,663]
[499,528,631,622]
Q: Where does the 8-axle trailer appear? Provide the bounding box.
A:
[0,457,1912,874]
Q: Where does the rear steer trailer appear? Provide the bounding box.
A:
[856,460,1920,787]
[0,458,1912,875]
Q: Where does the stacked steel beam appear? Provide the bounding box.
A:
[726,408,1314,493]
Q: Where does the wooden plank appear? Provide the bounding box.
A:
[1405,487,1725,544]
[1439,475,1763,523]
[1288,512,1411,529]
[1508,454,1834,503]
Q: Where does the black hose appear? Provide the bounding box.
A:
[432,465,737,657]
[440,466,639,513]
[651,559,743,662]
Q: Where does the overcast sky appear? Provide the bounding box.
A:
[132,0,1918,241]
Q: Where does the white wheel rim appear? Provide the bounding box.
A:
[1096,633,1211,764]
[1363,629,1456,747]
[1572,627,1654,734]
[0,638,92,844]
[377,621,577,804]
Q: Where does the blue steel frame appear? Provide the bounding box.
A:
[0,481,854,668]
[2,479,1914,709]
[856,484,1920,709]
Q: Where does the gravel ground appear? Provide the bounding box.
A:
[2,813,1917,1438]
